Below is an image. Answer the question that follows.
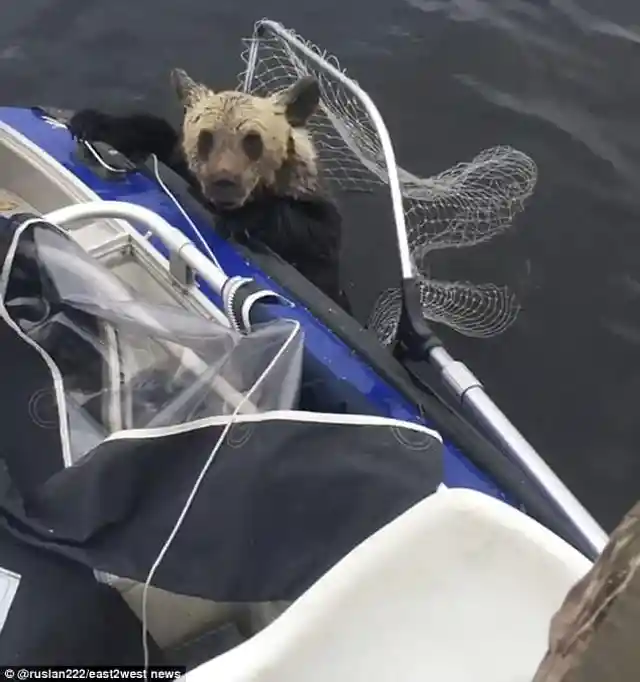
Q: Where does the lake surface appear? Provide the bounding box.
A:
[2,0,640,530]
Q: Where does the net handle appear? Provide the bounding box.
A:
[242,19,415,282]
[395,278,607,560]
[240,21,607,560]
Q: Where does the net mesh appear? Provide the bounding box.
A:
[238,20,538,344]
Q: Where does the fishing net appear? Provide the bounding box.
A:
[238,20,538,344]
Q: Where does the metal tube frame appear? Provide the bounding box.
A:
[44,201,228,296]
[241,19,608,557]
[44,202,264,417]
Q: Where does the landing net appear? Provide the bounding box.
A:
[238,20,538,344]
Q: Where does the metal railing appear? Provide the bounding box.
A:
[44,201,227,295]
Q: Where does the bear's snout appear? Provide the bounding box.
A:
[202,173,246,209]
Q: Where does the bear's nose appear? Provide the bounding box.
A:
[210,170,241,189]
[212,178,238,190]
[204,174,244,208]
[208,176,242,197]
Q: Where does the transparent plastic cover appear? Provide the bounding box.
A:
[3,222,304,464]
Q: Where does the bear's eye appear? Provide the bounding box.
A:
[196,130,215,159]
[242,132,263,161]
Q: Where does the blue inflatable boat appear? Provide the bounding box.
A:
[0,17,606,675]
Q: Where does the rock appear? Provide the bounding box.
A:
[532,500,640,681]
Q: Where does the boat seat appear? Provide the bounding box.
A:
[185,487,593,682]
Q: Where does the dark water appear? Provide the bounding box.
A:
[2,0,640,530]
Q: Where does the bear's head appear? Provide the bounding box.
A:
[171,68,321,210]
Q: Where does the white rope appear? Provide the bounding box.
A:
[149,154,225,275]
[141,318,301,670]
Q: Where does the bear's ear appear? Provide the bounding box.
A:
[170,68,211,108]
[272,76,320,127]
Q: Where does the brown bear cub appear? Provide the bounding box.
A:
[68,69,350,311]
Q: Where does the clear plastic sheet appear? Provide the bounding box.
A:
[4,222,304,464]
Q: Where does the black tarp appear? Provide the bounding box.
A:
[0,214,443,603]
[0,528,166,665]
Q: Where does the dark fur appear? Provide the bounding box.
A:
[68,110,350,311]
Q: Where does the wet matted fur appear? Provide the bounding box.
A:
[68,70,350,310]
